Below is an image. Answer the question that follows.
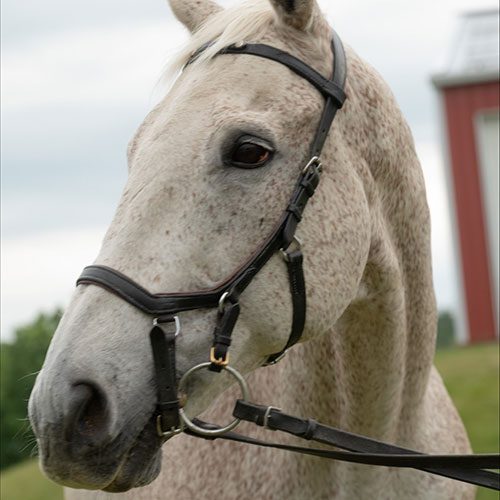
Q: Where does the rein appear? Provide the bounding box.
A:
[76,32,500,492]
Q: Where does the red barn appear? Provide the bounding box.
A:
[433,10,499,344]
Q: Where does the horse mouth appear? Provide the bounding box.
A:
[39,413,166,493]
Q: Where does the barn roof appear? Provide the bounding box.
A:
[433,9,500,88]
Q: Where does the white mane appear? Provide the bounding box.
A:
[168,0,274,74]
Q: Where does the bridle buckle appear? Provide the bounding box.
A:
[280,236,302,262]
[153,315,181,337]
[156,415,184,438]
[210,347,229,367]
[218,291,231,313]
[302,155,322,174]
[263,406,281,431]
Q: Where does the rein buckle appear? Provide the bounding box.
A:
[263,406,282,431]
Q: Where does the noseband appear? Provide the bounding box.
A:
[76,32,499,491]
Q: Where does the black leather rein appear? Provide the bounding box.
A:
[76,32,500,492]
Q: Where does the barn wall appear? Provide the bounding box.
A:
[442,80,499,342]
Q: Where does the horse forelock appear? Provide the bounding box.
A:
[165,0,275,77]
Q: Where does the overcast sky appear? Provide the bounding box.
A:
[1,0,496,341]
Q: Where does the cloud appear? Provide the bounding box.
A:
[2,21,184,110]
[1,0,170,47]
[1,227,107,341]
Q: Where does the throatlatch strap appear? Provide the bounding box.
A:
[310,33,347,157]
[149,317,180,433]
[265,249,306,365]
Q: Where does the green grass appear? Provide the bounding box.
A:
[435,342,499,500]
[0,459,63,500]
[1,344,498,499]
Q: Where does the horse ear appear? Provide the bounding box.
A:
[269,0,317,30]
[168,0,222,33]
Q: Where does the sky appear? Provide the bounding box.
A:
[1,0,496,341]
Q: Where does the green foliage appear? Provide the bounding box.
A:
[436,310,456,349]
[0,310,62,471]
[0,458,63,500]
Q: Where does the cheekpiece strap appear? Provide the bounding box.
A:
[210,295,241,372]
[265,248,306,365]
[149,316,180,434]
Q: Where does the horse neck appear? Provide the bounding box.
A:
[278,141,437,444]
[278,255,435,445]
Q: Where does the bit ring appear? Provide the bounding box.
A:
[178,362,250,437]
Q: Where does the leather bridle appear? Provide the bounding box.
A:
[76,32,500,492]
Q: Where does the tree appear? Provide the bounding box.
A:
[0,309,62,470]
[436,311,456,349]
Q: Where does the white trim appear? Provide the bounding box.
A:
[474,108,500,338]
[435,91,470,344]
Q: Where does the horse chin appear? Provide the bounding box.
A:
[101,420,164,493]
[41,415,164,494]
[102,451,162,493]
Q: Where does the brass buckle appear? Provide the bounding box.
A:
[210,347,229,367]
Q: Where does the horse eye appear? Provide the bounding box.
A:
[229,138,273,169]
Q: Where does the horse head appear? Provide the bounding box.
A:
[29,0,453,496]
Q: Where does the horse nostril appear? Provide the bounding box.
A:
[64,382,111,447]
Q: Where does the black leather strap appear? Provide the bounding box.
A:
[331,30,347,94]
[226,401,500,490]
[265,249,306,365]
[188,418,499,491]
[282,161,322,247]
[78,265,222,314]
[310,33,347,157]
[220,43,346,108]
[149,317,180,433]
[210,299,240,372]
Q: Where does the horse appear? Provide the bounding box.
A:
[28,0,475,498]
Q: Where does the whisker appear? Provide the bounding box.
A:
[29,443,39,458]
[18,370,42,382]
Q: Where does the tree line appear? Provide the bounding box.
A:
[1,310,62,470]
